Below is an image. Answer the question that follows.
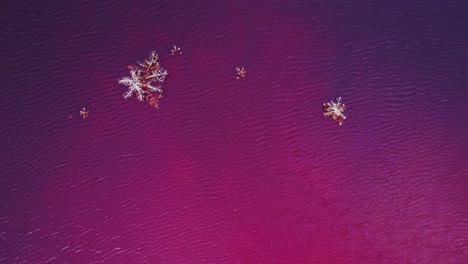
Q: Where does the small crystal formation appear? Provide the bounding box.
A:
[236,66,246,79]
[323,97,346,125]
[171,45,182,55]
[80,108,89,119]
[118,51,168,109]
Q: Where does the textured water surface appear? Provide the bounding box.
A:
[1,0,467,263]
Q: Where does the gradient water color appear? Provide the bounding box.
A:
[1,1,467,263]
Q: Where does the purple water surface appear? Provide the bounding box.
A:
[1,0,467,263]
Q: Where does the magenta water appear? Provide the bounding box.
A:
[1,1,467,263]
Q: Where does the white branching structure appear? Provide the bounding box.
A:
[323,97,346,125]
[236,66,246,79]
[118,51,168,108]
[146,68,168,83]
[171,45,182,55]
[119,67,163,101]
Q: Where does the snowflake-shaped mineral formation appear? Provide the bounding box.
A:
[236,66,246,79]
[118,51,168,108]
[323,97,346,125]
[171,45,182,55]
[80,107,89,119]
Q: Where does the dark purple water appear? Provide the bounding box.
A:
[1,0,467,263]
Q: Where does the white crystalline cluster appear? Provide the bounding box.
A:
[171,45,182,55]
[146,67,168,83]
[118,51,168,108]
[323,97,346,125]
[119,68,162,101]
[236,66,246,79]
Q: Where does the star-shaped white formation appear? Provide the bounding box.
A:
[236,66,246,79]
[323,97,346,125]
[171,45,182,55]
[118,51,168,108]
[119,67,163,101]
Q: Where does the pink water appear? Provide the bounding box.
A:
[1,0,467,263]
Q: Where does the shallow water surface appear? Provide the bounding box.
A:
[1,0,467,263]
